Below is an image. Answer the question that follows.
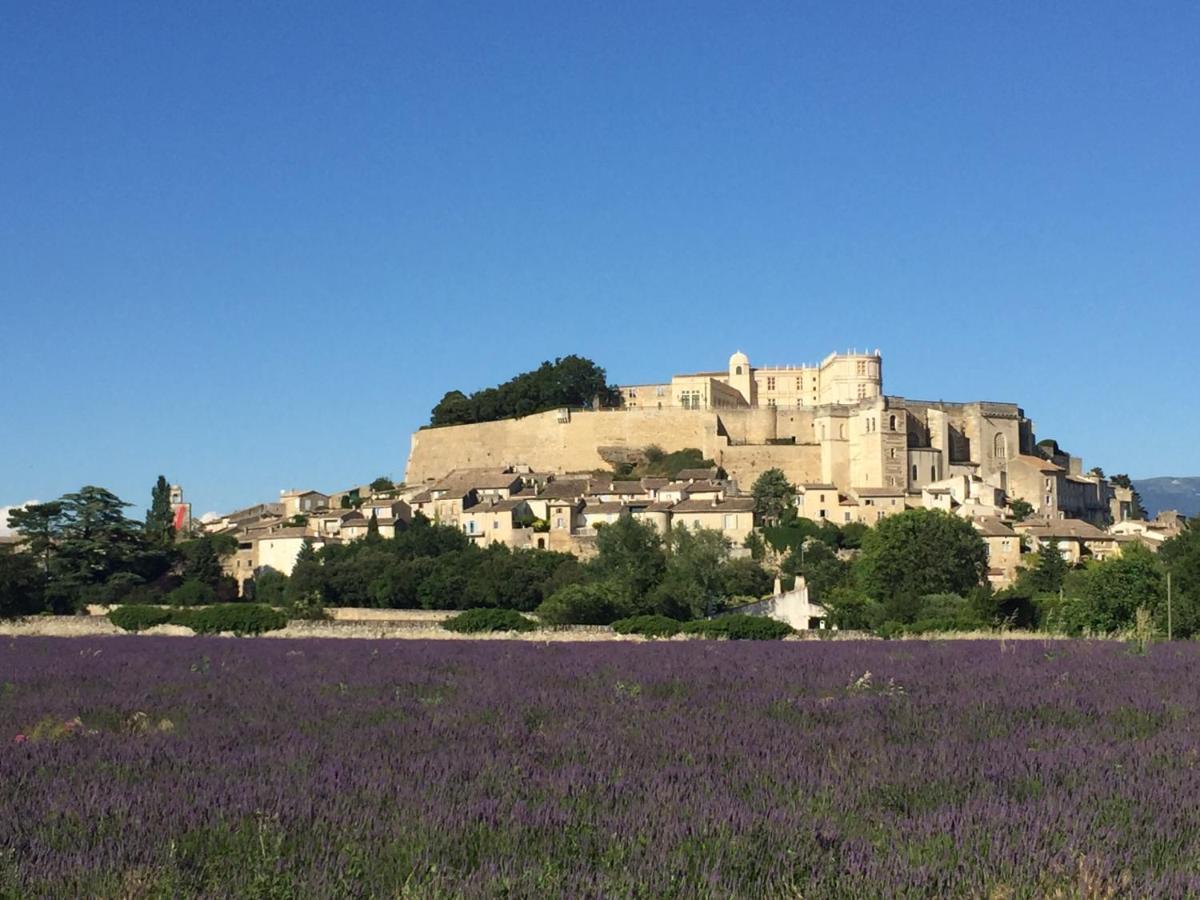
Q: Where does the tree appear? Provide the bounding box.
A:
[366,511,380,540]
[1110,474,1147,520]
[370,476,394,493]
[0,547,45,617]
[146,475,175,545]
[1022,541,1068,594]
[856,509,988,623]
[1009,499,1034,522]
[7,501,64,575]
[1073,544,1163,634]
[590,516,666,605]
[782,539,850,602]
[649,526,731,619]
[751,469,795,526]
[430,356,619,426]
[285,539,326,606]
[1156,522,1200,637]
[536,581,631,625]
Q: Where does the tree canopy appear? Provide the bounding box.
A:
[751,468,795,525]
[430,356,619,426]
[856,509,988,622]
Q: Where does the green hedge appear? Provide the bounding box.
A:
[107,606,175,632]
[443,608,536,633]
[611,615,682,638]
[108,604,286,636]
[681,614,794,641]
[179,605,287,635]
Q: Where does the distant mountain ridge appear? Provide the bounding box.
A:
[1133,477,1200,518]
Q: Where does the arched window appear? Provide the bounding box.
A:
[993,433,1008,460]
[735,366,742,375]
[889,415,897,431]
[839,424,846,439]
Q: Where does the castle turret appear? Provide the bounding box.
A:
[728,350,753,406]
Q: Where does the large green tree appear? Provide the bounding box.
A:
[1070,544,1163,634]
[1157,522,1200,637]
[856,508,988,622]
[751,468,796,525]
[589,516,666,606]
[0,546,45,617]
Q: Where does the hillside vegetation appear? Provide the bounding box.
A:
[429,356,619,426]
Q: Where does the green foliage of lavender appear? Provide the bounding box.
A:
[6,639,1200,896]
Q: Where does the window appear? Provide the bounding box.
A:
[889,415,897,431]
[857,360,867,376]
[819,508,827,518]
[735,365,742,375]
[857,384,867,399]
[767,377,776,390]
[795,377,802,390]
[889,448,897,459]
[656,386,665,396]
[931,466,936,481]
[693,519,701,528]
[912,465,918,481]
[555,517,564,528]
[819,494,825,502]
[723,514,737,529]
[844,512,852,523]
[628,388,637,398]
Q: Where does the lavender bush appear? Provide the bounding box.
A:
[3,637,1200,897]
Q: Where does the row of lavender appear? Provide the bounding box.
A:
[3,636,1200,897]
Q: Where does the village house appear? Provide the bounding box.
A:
[1013,517,1121,565]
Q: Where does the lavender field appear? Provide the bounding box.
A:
[3,637,1200,898]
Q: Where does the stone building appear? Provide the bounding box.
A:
[407,349,1121,527]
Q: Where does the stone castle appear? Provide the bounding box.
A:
[405,349,1129,526]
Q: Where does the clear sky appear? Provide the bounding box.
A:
[2,1,1197,521]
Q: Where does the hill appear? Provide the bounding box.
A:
[1133,477,1200,518]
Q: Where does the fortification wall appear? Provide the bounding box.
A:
[717,443,822,488]
[405,408,725,484]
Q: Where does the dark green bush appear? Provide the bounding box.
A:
[682,614,794,641]
[611,615,682,638]
[181,604,287,635]
[108,606,175,632]
[443,608,536,633]
[165,579,215,607]
[535,582,631,625]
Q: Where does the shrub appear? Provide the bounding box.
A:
[108,606,175,632]
[611,615,682,638]
[165,579,215,607]
[181,604,287,636]
[681,614,794,640]
[536,581,631,626]
[443,608,536,633]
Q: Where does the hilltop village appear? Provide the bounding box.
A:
[201,350,1184,594]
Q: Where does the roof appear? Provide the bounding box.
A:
[684,482,724,494]
[464,498,527,515]
[409,491,433,504]
[253,527,319,541]
[583,502,626,515]
[538,480,588,500]
[641,477,669,489]
[671,498,755,514]
[973,517,1017,537]
[280,489,328,499]
[640,501,676,513]
[610,481,648,494]
[1014,454,1064,473]
[852,487,906,497]
[1015,517,1111,540]
[676,467,718,481]
[798,483,838,491]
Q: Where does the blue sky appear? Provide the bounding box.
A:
[2,1,1197,519]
